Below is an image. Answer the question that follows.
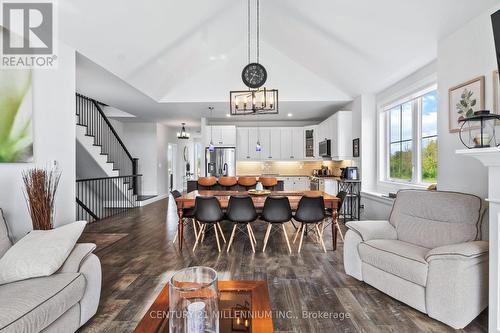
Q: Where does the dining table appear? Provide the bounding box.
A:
[174,190,340,251]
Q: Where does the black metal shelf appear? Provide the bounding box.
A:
[337,180,361,223]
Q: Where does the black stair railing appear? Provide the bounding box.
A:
[76,175,142,222]
[76,93,141,222]
[76,93,138,178]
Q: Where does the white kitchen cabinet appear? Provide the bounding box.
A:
[282,176,310,191]
[237,128,251,160]
[207,125,236,146]
[324,179,338,196]
[280,128,304,160]
[248,128,261,160]
[316,111,352,160]
[260,128,281,160]
[330,111,352,160]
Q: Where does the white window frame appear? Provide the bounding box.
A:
[378,83,437,188]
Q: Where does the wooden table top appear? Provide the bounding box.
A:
[175,190,340,209]
[134,280,273,333]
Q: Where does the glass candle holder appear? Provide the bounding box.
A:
[169,266,219,333]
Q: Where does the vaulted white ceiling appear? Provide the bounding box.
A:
[62,0,498,126]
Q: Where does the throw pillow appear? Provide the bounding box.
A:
[0,220,87,285]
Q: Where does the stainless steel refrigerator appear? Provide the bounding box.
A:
[205,147,236,177]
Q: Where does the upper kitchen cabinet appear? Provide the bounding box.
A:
[206,125,236,146]
[330,111,352,160]
[303,125,317,159]
[280,128,304,160]
[237,127,261,160]
[317,111,352,160]
[237,127,251,160]
[259,128,281,160]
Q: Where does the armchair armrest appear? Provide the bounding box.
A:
[345,221,397,241]
[58,243,96,273]
[425,241,488,262]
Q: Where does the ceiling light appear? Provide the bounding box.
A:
[176,123,190,139]
[229,0,278,116]
[287,113,293,117]
[226,114,231,117]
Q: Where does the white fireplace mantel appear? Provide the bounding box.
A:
[457,147,500,333]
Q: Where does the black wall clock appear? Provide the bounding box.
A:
[241,63,267,89]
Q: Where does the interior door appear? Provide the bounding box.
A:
[167,143,178,191]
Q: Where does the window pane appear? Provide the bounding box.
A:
[390,141,413,180]
[390,107,400,143]
[422,91,438,137]
[401,102,412,141]
[421,136,437,183]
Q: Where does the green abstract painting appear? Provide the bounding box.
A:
[0,69,33,162]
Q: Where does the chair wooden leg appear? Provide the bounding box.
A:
[192,219,199,239]
[298,224,306,253]
[201,224,206,243]
[192,224,205,252]
[336,222,344,241]
[214,225,222,252]
[247,224,256,253]
[315,224,327,253]
[262,224,272,252]
[227,225,237,253]
[293,224,303,244]
[217,223,227,243]
[248,224,257,245]
[282,224,292,254]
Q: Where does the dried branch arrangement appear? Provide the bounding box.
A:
[22,166,61,230]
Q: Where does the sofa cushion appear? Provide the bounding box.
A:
[0,221,87,285]
[0,209,12,258]
[0,273,85,333]
[358,239,429,286]
[389,190,482,249]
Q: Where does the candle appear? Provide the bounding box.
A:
[187,302,205,333]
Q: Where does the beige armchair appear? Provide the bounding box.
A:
[343,189,488,329]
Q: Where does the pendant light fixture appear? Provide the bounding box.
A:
[230,0,278,115]
[208,107,215,152]
[177,123,190,139]
[256,125,262,151]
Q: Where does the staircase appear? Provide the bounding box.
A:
[75,94,142,222]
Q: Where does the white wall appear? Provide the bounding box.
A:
[119,122,158,195]
[0,43,76,240]
[437,4,499,197]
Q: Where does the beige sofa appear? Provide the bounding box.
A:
[0,211,101,333]
[344,190,488,329]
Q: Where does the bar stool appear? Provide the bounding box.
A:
[322,191,347,241]
[197,177,217,190]
[292,196,327,253]
[258,177,278,191]
[171,190,199,244]
[193,196,227,252]
[218,176,238,190]
[261,196,293,254]
[226,195,258,253]
[237,177,257,191]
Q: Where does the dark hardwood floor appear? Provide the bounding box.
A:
[78,198,488,333]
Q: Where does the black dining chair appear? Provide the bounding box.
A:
[292,196,326,253]
[171,190,199,244]
[193,196,226,252]
[226,195,258,253]
[261,196,293,254]
[322,191,347,241]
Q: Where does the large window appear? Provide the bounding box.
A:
[385,88,437,184]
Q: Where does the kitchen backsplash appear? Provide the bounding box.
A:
[236,160,353,176]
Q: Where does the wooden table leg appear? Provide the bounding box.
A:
[177,208,184,250]
[332,210,338,251]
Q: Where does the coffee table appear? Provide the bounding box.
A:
[134,280,274,333]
